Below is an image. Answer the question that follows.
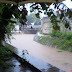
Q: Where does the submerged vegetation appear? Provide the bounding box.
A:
[38,30,72,52]
[0,46,13,71]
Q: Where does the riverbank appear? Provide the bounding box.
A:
[0,46,13,72]
[0,46,33,72]
[8,34,72,72]
[35,31,72,52]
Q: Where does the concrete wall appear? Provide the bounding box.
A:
[41,17,52,34]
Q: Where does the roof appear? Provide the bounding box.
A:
[0,0,64,5]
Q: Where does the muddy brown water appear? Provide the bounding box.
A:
[7,34,72,72]
[4,43,64,72]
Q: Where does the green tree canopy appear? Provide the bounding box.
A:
[30,2,72,30]
[0,3,27,46]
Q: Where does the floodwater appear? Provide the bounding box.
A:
[5,43,64,72]
[7,34,72,72]
[2,57,33,72]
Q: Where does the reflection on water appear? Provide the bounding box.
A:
[47,67,64,72]
[5,43,65,72]
[5,57,33,72]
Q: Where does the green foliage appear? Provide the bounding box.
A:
[0,4,28,45]
[57,50,63,52]
[0,46,13,60]
[39,3,48,10]
[0,60,10,70]
[4,1,72,53]
[70,49,72,52]
[30,2,72,31]
[5,22,16,41]
[35,13,40,18]
[50,30,62,37]
[0,46,13,71]
[31,26,33,29]
[38,31,72,52]
[0,4,17,45]
[19,6,28,25]
[50,30,72,40]
[39,31,43,34]
[30,3,61,30]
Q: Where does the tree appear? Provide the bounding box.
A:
[19,5,28,25]
[30,2,72,31]
[0,3,27,46]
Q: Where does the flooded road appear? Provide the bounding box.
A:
[7,34,72,72]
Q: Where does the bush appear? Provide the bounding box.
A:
[50,30,72,40]
[50,30,61,37]
[0,46,13,71]
[0,46,13,59]
[38,30,72,52]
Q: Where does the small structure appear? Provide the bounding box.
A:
[41,17,52,34]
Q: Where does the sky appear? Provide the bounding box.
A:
[63,0,72,8]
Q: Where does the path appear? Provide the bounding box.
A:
[7,34,72,72]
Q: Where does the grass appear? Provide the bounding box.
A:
[70,49,72,52]
[0,46,13,71]
[39,31,43,34]
[57,50,63,52]
[38,30,72,52]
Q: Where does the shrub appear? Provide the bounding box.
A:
[38,30,72,52]
[0,46,13,71]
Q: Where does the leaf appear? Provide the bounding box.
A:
[38,11,42,13]
[5,19,16,23]
[40,3,47,10]
[30,3,37,8]
[35,13,40,18]
[58,50,63,52]
[60,13,64,19]
[35,6,38,9]
[47,3,52,7]
[0,8,3,15]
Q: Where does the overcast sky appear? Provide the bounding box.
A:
[63,0,72,8]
